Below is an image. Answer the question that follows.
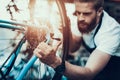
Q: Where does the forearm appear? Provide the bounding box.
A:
[50,57,94,80]
[69,33,82,52]
[64,61,94,80]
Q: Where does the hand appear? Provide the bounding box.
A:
[34,40,62,68]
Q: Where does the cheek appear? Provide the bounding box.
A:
[86,16,96,24]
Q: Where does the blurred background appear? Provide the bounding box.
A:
[0,0,120,80]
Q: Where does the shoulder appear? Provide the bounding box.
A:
[101,10,120,28]
[96,10,120,37]
[94,11,120,56]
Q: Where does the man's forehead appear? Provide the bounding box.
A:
[75,2,95,12]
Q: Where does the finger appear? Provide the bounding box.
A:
[37,42,48,51]
[52,40,62,51]
[34,49,42,58]
[37,42,53,57]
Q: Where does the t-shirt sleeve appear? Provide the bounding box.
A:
[95,25,120,56]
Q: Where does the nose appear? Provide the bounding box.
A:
[77,13,85,21]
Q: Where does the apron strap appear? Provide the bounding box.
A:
[82,13,104,53]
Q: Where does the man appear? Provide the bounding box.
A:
[34,0,120,80]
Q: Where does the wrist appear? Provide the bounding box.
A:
[54,61,66,74]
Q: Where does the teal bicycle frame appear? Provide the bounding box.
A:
[0,0,70,80]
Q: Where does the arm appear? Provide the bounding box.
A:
[63,49,111,80]
[34,42,111,80]
[69,33,82,53]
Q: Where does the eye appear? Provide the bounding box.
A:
[73,11,77,16]
[83,13,91,16]
[73,11,80,16]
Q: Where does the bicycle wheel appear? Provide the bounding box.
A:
[0,0,70,80]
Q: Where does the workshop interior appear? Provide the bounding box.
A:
[0,0,120,80]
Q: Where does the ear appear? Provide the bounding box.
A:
[97,7,103,17]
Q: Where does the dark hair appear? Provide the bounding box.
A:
[74,0,104,11]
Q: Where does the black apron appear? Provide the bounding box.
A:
[82,13,120,80]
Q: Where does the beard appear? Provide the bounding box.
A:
[77,16,97,34]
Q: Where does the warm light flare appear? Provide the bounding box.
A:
[25,0,63,49]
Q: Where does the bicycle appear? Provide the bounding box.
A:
[0,0,70,80]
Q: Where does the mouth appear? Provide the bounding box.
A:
[78,23,87,28]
